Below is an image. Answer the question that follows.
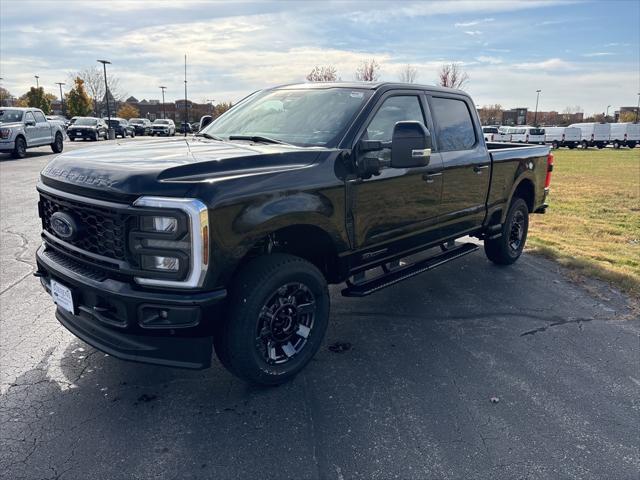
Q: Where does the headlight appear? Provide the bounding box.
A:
[132,197,209,289]
[0,128,12,139]
[140,216,178,233]
[141,255,180,272]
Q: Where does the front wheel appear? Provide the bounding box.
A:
[214,254,330,385]
[51,132,63,153]
[484,197,529,265]
[12,136,27,159]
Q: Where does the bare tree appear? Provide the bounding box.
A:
[355,59,381,82]
[306,65,338,82]
[478,104,503,125]
[70,66,126,114]
[437,62,469,90]
[399,64,418,83]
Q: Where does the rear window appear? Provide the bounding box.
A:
[483,127,498,134]
[430,97,476,151]
[529,128,545,135]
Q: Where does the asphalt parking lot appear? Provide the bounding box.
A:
[0,138,638,480]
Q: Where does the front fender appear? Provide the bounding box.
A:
[232,191,347,249]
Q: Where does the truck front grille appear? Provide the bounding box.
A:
[40,192,129,261]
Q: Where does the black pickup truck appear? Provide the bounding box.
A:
[35,82,553,384]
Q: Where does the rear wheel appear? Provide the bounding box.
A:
[12,136,27,159]
[214,253,329,385]
[51,132,63,153]
[484,197,529,265]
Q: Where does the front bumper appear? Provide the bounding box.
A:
[68,129,97,139]
[0,139,16,152]
[36,244,226,369]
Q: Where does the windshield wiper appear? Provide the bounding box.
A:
[195,132,224,141]
[228,135,288,145]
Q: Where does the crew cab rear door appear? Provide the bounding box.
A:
[427,94,490,237]
[351,91,444,251]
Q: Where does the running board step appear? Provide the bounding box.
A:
[341,242,479,297]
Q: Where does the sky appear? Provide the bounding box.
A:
[1,0,639,115]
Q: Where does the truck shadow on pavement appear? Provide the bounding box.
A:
[1,254,637,479]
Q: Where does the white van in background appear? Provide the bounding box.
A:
[505,126,545,144]
[545,126,581,149]
[496,126,512,142]
[568,122,610,149]
[609,123,639,148]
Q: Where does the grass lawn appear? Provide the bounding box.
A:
[527,147,640,298]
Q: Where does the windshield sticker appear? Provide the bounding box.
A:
[350,91,364,98]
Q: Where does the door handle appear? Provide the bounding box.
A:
[474,165,489,173]
[422,172,442,183]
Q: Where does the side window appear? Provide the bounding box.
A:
[365,96,424,142]
[33,111,46,123]
[24,112,35,124]
[430,97,476,152]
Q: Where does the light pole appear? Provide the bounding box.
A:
[533,89,541,125]
[159,86,167,119]
[183,54,188,137]
[55,82,65,117]
[606,105,611,119]
[97,60,113,139]
[34,75,39,88]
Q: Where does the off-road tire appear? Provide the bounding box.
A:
[214,253,329,385]
[484,197,529,265]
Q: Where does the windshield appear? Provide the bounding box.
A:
[130,119,144,124]
[483,127,498,133]
[529,128,545,135]
[74,118,97,126]
[0,109,24,123]
[203,87,372,146]
[107,120,122,126]
[154,120,170,125]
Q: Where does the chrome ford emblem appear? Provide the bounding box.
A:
[50,212,77,241]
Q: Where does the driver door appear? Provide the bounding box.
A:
[23,111,38,146]
[351,93,444,257]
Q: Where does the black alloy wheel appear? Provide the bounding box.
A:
[255,282,316,365]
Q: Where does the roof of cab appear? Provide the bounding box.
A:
[275,81,469,96]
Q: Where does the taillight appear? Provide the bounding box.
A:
[545,153,554,189]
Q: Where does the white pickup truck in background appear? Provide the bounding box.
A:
[0,107,65,158]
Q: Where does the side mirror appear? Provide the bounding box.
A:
[25,119,36,127]
[390,121,432,168]
[199,115,213,130]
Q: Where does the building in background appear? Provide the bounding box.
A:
[502,108,528,126]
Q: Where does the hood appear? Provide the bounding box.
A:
[40,137,325,198]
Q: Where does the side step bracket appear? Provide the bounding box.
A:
[341,242,479,297]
